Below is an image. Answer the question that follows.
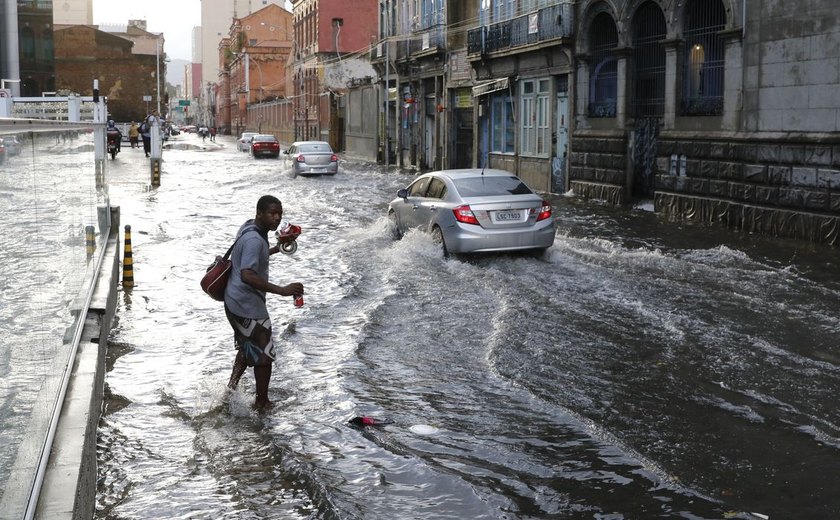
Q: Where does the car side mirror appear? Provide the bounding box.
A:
[397,188,408,199]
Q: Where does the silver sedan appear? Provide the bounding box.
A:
[388,169,556,255]
[283,141,338,176]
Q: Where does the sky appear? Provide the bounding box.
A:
[92,0,201,61]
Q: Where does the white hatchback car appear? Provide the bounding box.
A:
[237,132,259,152]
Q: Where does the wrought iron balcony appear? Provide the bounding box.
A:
[397,23,446,61]
[468,3,574,56]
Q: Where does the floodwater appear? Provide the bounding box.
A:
[96,135,840,519]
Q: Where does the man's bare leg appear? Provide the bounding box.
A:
[228,350,247,390]
[254,364,272,409]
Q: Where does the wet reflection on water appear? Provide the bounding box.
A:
[97,135,840,519]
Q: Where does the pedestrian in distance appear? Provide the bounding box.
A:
[128,121,139,148]
[140,115,153,157]
[210,126,217,142]
[224,195,304,410]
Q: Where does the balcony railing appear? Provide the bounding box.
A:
[397,23,446,61]
[468,3,574,56]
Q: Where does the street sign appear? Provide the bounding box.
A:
[178,100,191,106]
[143,95,152,101]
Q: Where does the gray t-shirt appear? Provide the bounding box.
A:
[224,220,270,319]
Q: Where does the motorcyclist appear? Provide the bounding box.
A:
[106,120,122,152]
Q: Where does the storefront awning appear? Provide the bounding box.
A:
[472,77,509,97]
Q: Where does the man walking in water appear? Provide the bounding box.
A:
[224,195,304,410]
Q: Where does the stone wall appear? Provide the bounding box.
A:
[655,136,840,244]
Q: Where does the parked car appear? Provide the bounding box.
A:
[387,169,556,255]
[0,139,6,165]
[237,132,259,152]
[250,134,280,158]
[0,135,22,156]
[283,141,338,176]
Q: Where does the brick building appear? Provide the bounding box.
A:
[216,4,295,136]
[54,25,161,122]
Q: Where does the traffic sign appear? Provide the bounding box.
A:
[143,95,152,101]
[178,100,191,106]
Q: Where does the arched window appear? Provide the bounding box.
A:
[20,27,36,60]
[588,12,618,118]
[632,1,666,117]
[682,0,726,115]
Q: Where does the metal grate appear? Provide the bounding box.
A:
[682,0,726,116]
[588,12,618,118]
[632,2,666,117]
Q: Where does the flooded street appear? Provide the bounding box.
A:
[96,134,840,519]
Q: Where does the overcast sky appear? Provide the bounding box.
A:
[92,0,201,61]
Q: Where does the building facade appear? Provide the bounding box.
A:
[54,25,161,122]
[199,0,287,114]
[570,0,840,244]
[216,4,294,135]
[53,0,93,25]
[290,0,378,149]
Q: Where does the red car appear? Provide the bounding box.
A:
[250,134,280,158]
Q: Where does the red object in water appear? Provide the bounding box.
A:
[348,416,392,427]
[294,294,304,307]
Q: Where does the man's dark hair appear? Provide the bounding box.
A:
[257,195,282,213]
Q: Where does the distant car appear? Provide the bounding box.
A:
[0,139,6,164]
[180,125,197,133]
[387,169,556,255]
[283,141,338,176]
[0,136,21,156]
[250,134,280,158]
[238,132,259,152]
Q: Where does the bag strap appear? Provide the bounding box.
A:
[222,224,261,260]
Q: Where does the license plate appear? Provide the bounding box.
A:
[494,210,521,222]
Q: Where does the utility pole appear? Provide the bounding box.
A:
[155,40,161,115]
[384,0,390,168]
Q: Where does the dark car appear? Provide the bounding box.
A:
[250,134,281,158]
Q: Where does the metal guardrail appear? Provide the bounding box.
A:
[0,112,111,519]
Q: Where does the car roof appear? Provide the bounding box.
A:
[253,134,277,140]
[422,168,517,180]
[291,140,330,146]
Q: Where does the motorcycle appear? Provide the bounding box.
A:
[106,130,121,159]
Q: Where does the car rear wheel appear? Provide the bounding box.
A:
[431,226,449,257]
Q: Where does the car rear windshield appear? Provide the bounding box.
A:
[298,143,332,153]
[452,176,534,197]
[253,136,277,142]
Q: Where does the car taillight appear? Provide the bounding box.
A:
[453,205,479,225]
[534,200,552,221]
[330,154,338,162]
[296,155,306,162]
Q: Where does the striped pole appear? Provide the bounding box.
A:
[122,225,134,289]
[85,225,95,260]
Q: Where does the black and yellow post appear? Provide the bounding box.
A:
[85,225,95,260]
[122,224,134,289]
[151,159,161,187]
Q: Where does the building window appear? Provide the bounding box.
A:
[20,27,36,60]
[490,92,514,154]
[632,1,666,117]
[682,0,726,116]
[588,12,618,118]
[520,78,549,157]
